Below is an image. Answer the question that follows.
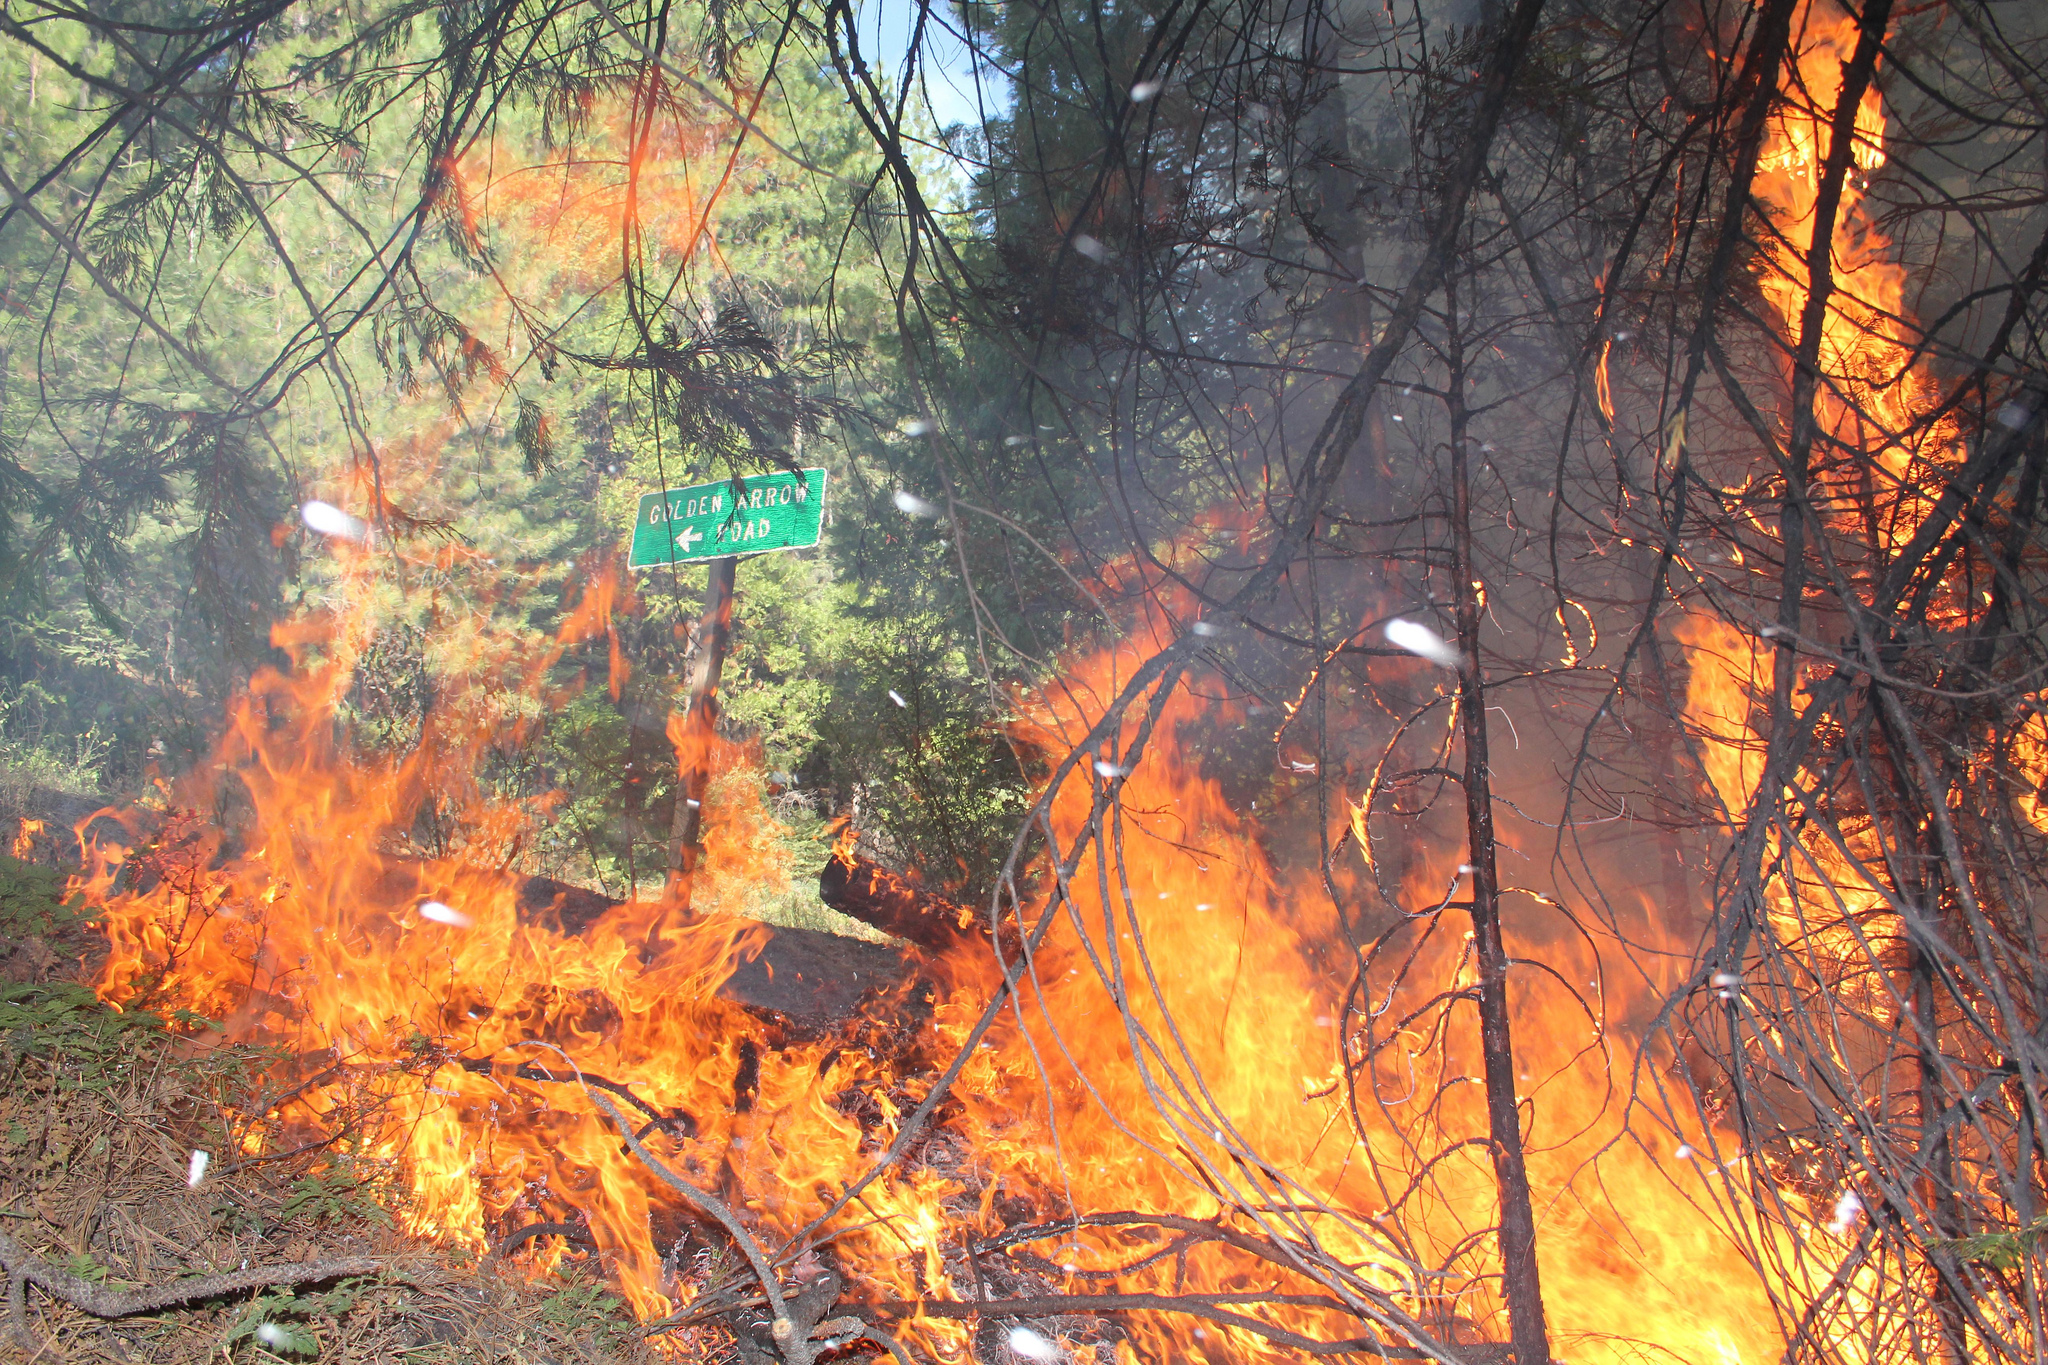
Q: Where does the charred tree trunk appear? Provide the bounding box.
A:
[1447,288,1552,1365]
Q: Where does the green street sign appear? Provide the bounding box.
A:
[629,468,828,568]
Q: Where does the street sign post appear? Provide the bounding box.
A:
[633,467,828,910]
[629,467,827,568]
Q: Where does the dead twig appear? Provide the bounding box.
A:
[453,1053,698,1140]
[878,1293,1494,1360]
[582,1089,919,1365]
[0,1229,378,1351]
[497,1040,910,1365]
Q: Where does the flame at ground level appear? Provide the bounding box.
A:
[64,578,1857,1365]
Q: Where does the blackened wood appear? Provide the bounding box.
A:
[1448,286,1550,1364]
[515,871,913,1035]
[817,851,977,956]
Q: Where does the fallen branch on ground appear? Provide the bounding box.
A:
[0,1230,378,1351]
[537,1043,918,1365]
[453,1052,699,1140]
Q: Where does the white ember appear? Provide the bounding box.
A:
[1384,619,1461,669]
[893,489,943,519]
[301,500,367,542]
[1006,1327,1060,1362]
[419,900,473,928]
[186,1150,210,1187]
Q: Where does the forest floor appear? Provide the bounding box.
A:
[0,846,667,1365]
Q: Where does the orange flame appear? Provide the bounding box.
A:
[60,17,1987,1361]
[1662,5,2021,1356]
[71,557,1820,1362]
[1751,0,1955,525]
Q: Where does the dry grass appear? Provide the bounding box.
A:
[0,853,676,1365]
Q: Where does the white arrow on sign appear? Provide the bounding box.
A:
[675,524,703,553]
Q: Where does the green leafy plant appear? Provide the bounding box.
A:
[537,1277,615,1325]
[0,981,173,1090]
[0,853,92,938]
[536,1273,634,1344]
[279,1167,393,1228]
[61,1250,116,1284]
[1934,1216,2048,1272]
[227,1292,322,1358]
[211,1193,270,1239]
[0,682,113,800]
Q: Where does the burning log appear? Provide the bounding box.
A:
[513,872,916,1034]
[816,850,979,956]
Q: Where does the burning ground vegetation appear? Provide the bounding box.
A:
[0,12,2038,1352]
[0,553,1877,1365]
[0,845,656,1364]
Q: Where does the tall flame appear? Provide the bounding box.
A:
[1750,0,1956,536]
[53,7,2012,1361]
[1666,1,2037,1357]
[69,555,1821,1363]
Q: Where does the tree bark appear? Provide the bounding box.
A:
[818,849,979,955]
[667,555,737,908]
[1448,304,1552,1365]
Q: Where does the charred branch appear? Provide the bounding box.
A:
[876,1294,1503,1362]
[817,850,979,956]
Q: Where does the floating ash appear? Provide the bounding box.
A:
[1384,618,1461,669]
[1007,1326,1061,1361]
[186,1149,210,1187]
[419,900,473,928]
[893,489,944,519]
[300,500,367,542]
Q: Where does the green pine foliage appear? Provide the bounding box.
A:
[0,1,1060,910]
